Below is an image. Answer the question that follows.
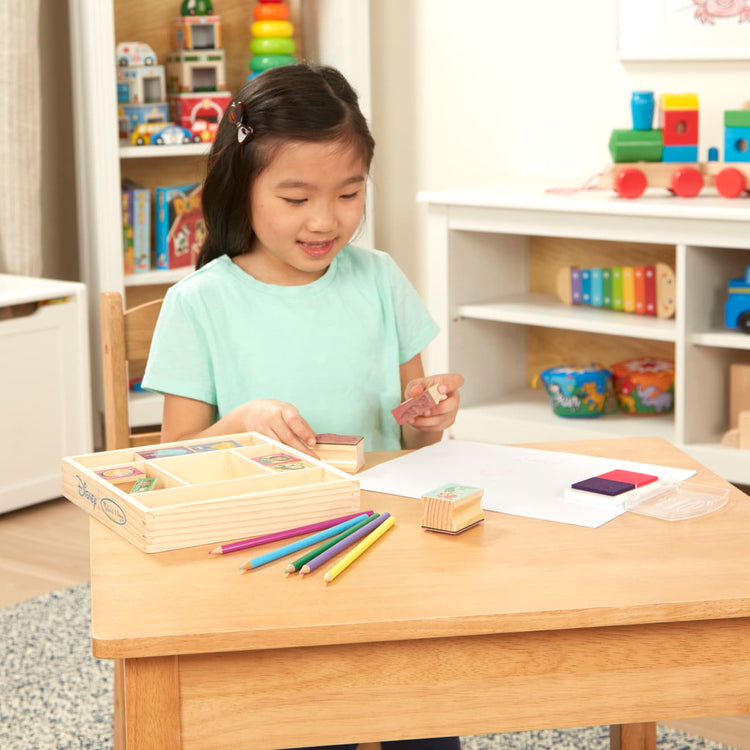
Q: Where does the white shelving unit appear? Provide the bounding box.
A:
[68,0,372,436]
[419,185,750,486]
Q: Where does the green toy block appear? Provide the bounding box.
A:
[724,110,750,128]
[608,129,663,163]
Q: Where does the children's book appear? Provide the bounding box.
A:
[122,179,151,272]
[155,182,204,269]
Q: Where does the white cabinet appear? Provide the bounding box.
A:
[68,0,372,433]
[0,275,93,512]
[419,186,750,486]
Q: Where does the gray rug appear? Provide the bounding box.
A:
[0,584,735,750]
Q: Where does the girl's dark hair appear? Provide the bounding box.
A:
[197,62,375,269]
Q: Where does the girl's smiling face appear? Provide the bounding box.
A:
[241,138,367,285]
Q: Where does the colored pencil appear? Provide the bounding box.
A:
[209,511,373,555]
[323,514,395,583]
[299,512,388,575]
[285,514,380,574]
[239,513,371,571]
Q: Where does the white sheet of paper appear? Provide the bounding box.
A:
[358,441,696,528]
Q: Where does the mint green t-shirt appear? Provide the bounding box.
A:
[142,245,439,451]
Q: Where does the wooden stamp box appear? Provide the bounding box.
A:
[61,432,360,553]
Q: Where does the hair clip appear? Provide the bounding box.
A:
[229,100,253,144]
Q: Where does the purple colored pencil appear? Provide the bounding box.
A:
[300,512,392,575]
[208,511,373,555]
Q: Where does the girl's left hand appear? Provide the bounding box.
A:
[400,372,465,433]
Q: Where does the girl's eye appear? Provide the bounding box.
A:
[282,197,306,205]
[340,192,360,200]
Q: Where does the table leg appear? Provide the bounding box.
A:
[113,660,125,750]
[123,656,181,749]
[610,722,657,750]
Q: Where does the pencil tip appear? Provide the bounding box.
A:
[323,574,332,582]
[209,547,221,555]
[239,564,251,572]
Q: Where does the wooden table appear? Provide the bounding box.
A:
[89,437,750,750]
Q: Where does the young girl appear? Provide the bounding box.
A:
[143,63,462,750]
[143,63,463,456]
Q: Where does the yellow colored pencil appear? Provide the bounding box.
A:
[323,515,395,583]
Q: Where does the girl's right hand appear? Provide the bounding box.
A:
[233,399,318,455]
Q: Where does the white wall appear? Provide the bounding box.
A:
[370,0,750,283]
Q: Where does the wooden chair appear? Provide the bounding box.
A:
[99,290,163,450]
[100,291,165,749]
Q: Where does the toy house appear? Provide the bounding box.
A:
[166,8,230,137]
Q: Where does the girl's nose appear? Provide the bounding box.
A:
[305,202,336,232]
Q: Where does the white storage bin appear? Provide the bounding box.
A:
[0,275,93,512]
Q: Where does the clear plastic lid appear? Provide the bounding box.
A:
[626,481,729,521]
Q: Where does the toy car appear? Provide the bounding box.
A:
[152,124,198,145]
[724,265,750,333]
[130,121,169,146]
[116,42,157,67]
[189,119,219,142]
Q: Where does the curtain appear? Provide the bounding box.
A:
[0,0,42,276]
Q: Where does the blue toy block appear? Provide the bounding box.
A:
[661,145,699,163]
[724,126,750,163]
[581,269,591,305]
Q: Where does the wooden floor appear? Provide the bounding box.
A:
[2,497,749,750]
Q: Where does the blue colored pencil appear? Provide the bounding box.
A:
[239,512,371,571]
[299,513,391,575]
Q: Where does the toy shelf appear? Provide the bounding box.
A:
[419,185,750,486]
[119,142,210,159]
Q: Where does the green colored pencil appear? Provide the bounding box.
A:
[284,513,380,574]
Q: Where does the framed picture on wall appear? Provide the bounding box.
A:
[618,0,750,60]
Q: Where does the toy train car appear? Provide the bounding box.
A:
[600,92,750,199]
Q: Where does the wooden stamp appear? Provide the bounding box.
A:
[313,434,365,473]
[421,483,485,534]
[392,384,447,425]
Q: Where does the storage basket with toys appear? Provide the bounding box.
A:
[538,358,674,418]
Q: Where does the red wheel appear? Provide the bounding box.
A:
[615,167,647,199]
[715,167,746,198]
[671,166,703,197]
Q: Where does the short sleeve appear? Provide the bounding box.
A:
[141,286,217,404]
[380,253,439,364]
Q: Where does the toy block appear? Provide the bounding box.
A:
[608,129,663,163]
[166,48,226,93]
[421,483,485,534]
[656,262,676,319]
[130,476,157,493]
[168,91,231,128]
[725,110,750,128]
[391,384,447,425]
[739,410,750,450]
[659,109,699,146]
[725,126,750,162]
[313,434,365,473]
[662,145,699,162]
[622,266,635,312]
[659,93,699,111]
[601,268,612,308]
[590,268,603,307]
[116,65,166,105]
[729,364,750,429]
[172,15,222,51]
